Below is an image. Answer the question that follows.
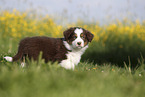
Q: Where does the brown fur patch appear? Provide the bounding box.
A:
[13,37,68,63]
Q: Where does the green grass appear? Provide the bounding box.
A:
[0,54,145,97]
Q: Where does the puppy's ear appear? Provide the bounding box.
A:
[63,27,74,41]
[85,30,94,42]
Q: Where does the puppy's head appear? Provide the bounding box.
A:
[63,27,94,49]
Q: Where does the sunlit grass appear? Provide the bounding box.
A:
[0,55,145,97]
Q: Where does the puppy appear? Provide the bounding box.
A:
[4,27,94,69]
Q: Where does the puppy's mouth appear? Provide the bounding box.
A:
[76,45,83,48]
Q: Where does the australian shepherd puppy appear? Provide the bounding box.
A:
[4,27,94,70]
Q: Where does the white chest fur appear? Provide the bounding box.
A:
[60,41,88,70]
[60,51,81,70]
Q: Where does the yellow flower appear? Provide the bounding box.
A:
[0,17,5,21]
[12,28,16,33]
[112,69,115,71]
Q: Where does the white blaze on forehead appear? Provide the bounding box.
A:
[74,28,83,35]
[73,28,84,48]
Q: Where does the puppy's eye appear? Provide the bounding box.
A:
[81,36,85,39]
[74,36,77,39]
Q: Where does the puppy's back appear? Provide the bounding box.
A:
[15,36,60,61]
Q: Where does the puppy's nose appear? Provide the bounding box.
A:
[77,42,82,45]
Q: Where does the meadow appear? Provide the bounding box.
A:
[0,10,145,97]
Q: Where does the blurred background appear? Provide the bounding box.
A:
[0,0,145,25]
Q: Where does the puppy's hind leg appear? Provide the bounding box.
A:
[21,55,26,68]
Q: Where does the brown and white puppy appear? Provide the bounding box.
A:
[4,27,94,70]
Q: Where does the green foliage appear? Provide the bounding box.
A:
[0,56,145,97]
